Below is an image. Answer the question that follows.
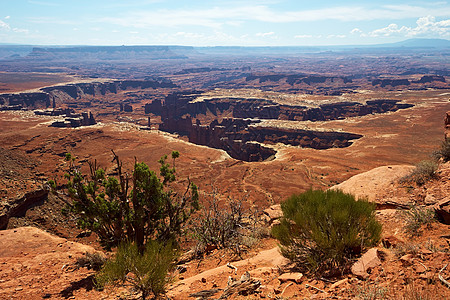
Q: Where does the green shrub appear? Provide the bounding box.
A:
[402,205,436,236]
[96,241,176,300]
[64,151,199,251]
[47,179,57,193]
[433,138,450,162]
[356,282,389,300]
[76,252,106,271]
[271,189,381,276]
[400,160,438,186]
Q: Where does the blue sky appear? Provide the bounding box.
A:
[0,0,449,46]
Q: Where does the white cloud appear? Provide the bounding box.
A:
[5,16,10,20]
[369,16,450,38]
[27,17,78,25]
[255,31,275,37]
[350,28,363,34]
[175,32,204,39]
[327,34,347,39]
[294,34,312,38]
[12,28,29,34]
[0,20,10,30]
[100,3,450,29]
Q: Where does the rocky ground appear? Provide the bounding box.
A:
[1,161,449,299]
[0,87,449,299]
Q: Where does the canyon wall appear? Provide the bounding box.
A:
[155,92,413,162]
[149,92,413,122]
[0,79,177,110]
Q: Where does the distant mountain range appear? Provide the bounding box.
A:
[0,38,448,60]
[376,38,450,48]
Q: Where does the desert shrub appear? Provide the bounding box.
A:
[191,190,266,258]
[271,189,381,276]
[401,281,442,300]
[433,137,450,162]
[393,242,420,258]
[76,252,107,271]
[96,241,176,300]
[47,179,57,193]
[401,205,436,236]
[399,160,438,186]
[356,282,389,300]
[64,150,199,251]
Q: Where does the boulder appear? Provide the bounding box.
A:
[351,248,381,278]
[382,235,405,248]
[277,272,304,284]
[263,204,283,223]
[434,197,450,225]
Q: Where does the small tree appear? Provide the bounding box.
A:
[65,150,199,251]
[272,189,381,276]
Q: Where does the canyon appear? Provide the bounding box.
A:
[0,42,449,299]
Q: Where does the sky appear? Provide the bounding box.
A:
[0,0,449,46]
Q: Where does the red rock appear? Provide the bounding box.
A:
[382,235,404,248]
[263,204,283,222]
[435,204,450,225]
[400,254,414,265]
[414,264,427,274]
[277,272,304,284]
[330,278,348,289]
[351,248,381,278]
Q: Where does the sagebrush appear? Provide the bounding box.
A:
[402,205,436,236]
[272,189,381,276]
[399,160,438,186]
[433,137,450,162]
[76,252,106,271]
[96,241,176,300]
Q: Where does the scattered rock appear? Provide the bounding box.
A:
[400,254,414,266]
[219,271,261,299]
[424,193,436,205]
[382,235,404,248]
[330,278,348,289]
[434,198,450,224]
[414,264,427,274]
[351,248,381,278]
[278,272,304,284]
[263,204,282,223]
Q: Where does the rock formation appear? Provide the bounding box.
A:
[153,91,414,161]
[0,188,49,230]
[372,78,410,87]
[0,79,177,110]
[49,111,96,128]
